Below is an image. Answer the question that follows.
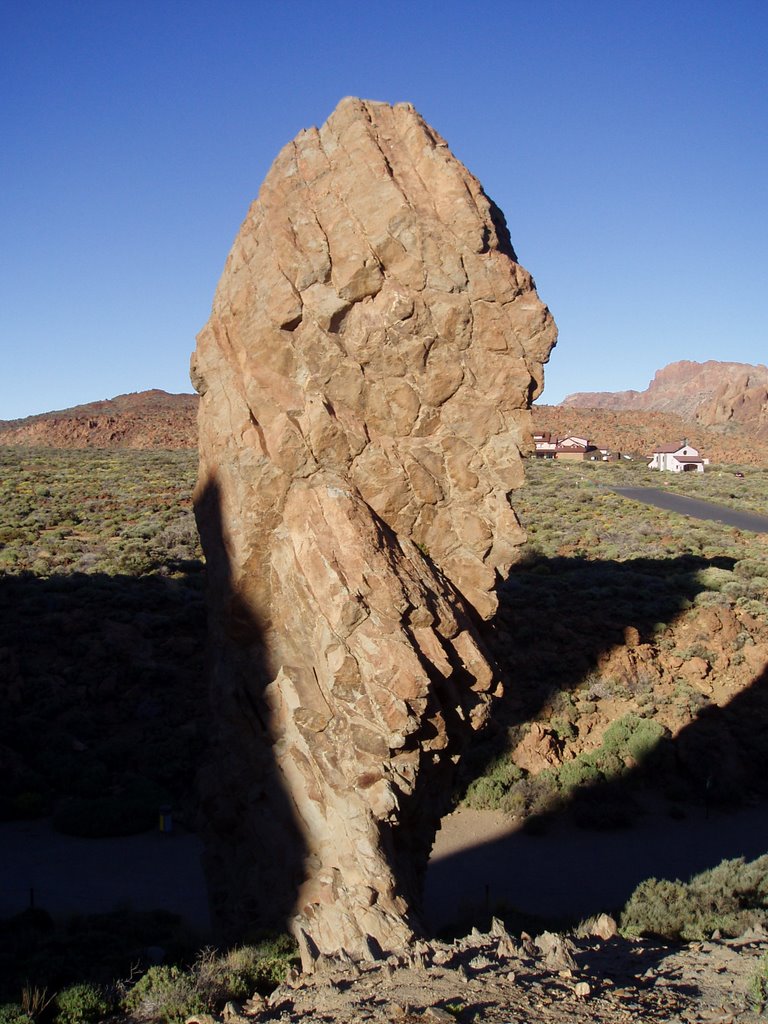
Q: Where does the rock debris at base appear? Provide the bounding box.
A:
[190,921,768,1023]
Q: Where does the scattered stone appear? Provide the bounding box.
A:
[497,935,520,959]
[422,1008,456,1023]
[589,913,618,940]
[296,926,320,974]
[574,981,592,999]
[409,951,427,971]
[468,954,494,971]
[534,931,577,971]
[241,993,266,1016]
[284,966,303,989]
[220,1003,248,1024]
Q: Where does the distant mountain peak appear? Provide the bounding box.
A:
[562,360,768,439]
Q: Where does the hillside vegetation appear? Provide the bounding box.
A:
[2,446,767,836]
[2,446,768,1015]
[459,457,768,829]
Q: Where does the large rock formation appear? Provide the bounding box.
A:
[191,97,556,959]
[563,360,768,439]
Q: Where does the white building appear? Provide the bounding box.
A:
[649,441,708,473]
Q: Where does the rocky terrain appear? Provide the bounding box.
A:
[0,390,198,449]
[192,919,768,1023]
[562,360,768,440]
[192,95,555,956]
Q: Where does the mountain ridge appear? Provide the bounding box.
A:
[0,389,198,449]
[562,359,768,439]
[2,365,768,463]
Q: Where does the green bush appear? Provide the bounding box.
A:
[0,1006,32,1024]
[196,936,297,1000]
[55,984,110,1024]
[53,779,170,838]
[123,966,205,1024]
[620,855,768,941]
[602,714,666,763]
[749,951,768,1011]
[462,756,523,811]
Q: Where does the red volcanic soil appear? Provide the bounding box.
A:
[0,390,198,449]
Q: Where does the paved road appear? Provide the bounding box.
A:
[610,487,768,534]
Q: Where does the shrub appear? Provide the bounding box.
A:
[601,714,666,763]
[749,951,768,1011]
[53,779,170,838]
[462,756,523,811]
[53,795,155,838]
[55,984,110,1024]
[123,966,205,1024]
[196,936,297,1000]
[557,758,602,792]
[620,855,768,941]
[0,1007,32,1024]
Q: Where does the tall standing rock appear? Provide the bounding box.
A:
[192,97,556,958]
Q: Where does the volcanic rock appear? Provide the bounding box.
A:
[192,97,556,956]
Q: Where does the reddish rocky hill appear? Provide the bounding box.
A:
[562,360,768,439]
[0,390,198,449]
[532,404,768,465]
[3,381,766,463]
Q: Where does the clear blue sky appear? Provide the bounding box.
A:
[1,0,765,419]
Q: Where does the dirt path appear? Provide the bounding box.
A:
[0,818,211,933]
[425,803,768,930]
[2,803,767,938]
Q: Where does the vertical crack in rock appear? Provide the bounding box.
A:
[191,96,557,958]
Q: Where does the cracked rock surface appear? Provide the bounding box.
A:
[192,97,556,956]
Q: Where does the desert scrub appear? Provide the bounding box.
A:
[620,855,768,941]
[123,939,298,1022]
[749,951,768,1012]
[555,715,667,794]
[195,936,297,999]
[462,755,524,811]
[123,966,205,1024]
[0,447,202,577]
[0,1007,32,1024]
[54,984,110,1024]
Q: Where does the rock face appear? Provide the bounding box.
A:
[191,97,556,957]
[563,360,768,439]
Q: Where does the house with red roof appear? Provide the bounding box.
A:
[648,440,708,473]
